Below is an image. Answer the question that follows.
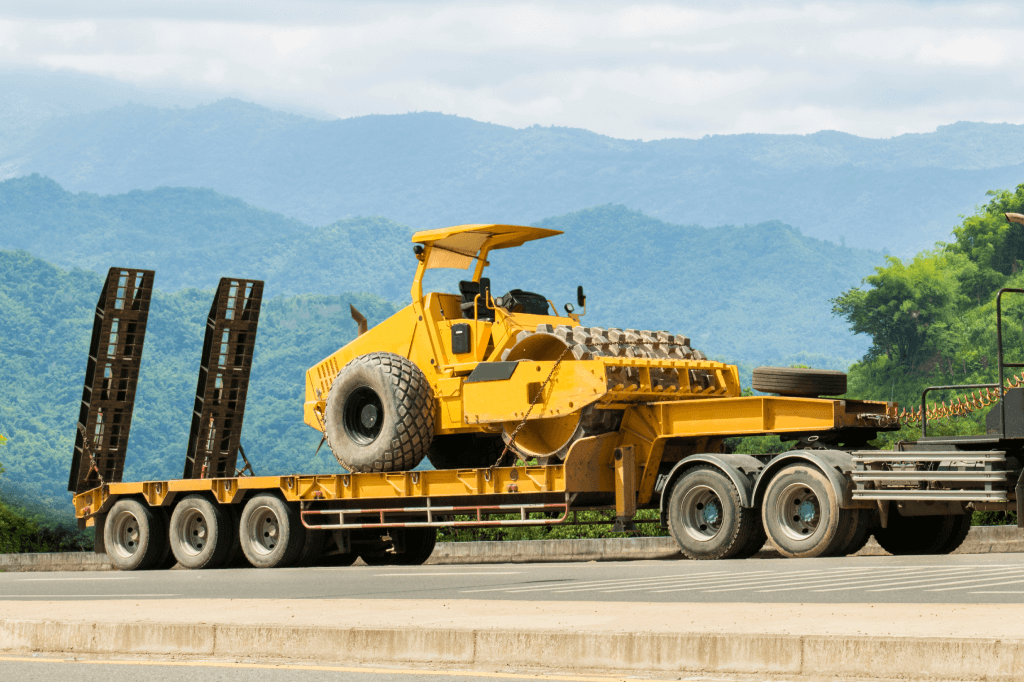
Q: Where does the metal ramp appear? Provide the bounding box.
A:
[183,278,264,479]
[68,268,155,494]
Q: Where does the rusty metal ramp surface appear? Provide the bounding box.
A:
[68,268,155,494]
[183,278,264,479]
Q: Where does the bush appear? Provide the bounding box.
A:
[0,497,92,553]
[436,508,667,543]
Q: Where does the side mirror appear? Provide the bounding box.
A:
[577,285,586,308]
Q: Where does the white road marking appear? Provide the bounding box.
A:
[0,589,180,593]
[867,568,1019,592]
[376,572,521,577]
[652,566,882,594]
[18,577,136,582]
[810,566,987,592]
[461,571,733,594]
[929,577,1024,592]
[701,567,886,594]
[756,565,977,593]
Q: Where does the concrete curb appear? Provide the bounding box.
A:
[3,525,1022,572]
[2,618,1024,680]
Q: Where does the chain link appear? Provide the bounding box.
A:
[493,345,574,467]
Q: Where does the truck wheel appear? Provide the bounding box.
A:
[874,513,955,555]
[667,466,758,560]
[427,433,504,470]
[833,508,875,556]
[294,528,327,567]
[393,528,438,566]
[324,353,435,473]
[937,515,971,554]
[104,498,167,571]
[169,495,233,569]
[751,367,846,397]
[762,464,842,558]
[239,493,305,568]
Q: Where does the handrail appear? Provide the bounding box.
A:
[919,288,1024,438]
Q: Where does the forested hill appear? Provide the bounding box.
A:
[4,98,1024,253]
[833,182,1024,443]
[0,249,397,511]
[0,175,883,366]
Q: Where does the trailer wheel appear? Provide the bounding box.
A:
[294,528,327,567]
[833,508,875,556]
[393,528,438,566]
[324,352,435,473]
[104,499,167,571]
[239,493,305,568]
[762,464,842,558]
[937,514,971,554]
[874,513,955,555]
[169,495,233,569]
[667,466,758,560]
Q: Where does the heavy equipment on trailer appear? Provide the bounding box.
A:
[72,222,1024,570]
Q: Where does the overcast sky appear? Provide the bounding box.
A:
[1,1,1022,140]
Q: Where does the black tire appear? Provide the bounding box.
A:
[826,508,863,557]
[104,498,167,571]
[733,514,768,559]
[835,508,875,556]
[427,433,504,470]
[667,466,758,560]
[238,493,305,568]
[874,513,955,555]
[752,367,846,397]
[294,528,327,567]
[762,464,843,558]
[937,515,972,554]
[169,495,233,569]
[324,352,435,473]
[393,528,438,566]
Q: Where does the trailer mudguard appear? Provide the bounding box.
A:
[657,453,765,526]
[751,449,857,509]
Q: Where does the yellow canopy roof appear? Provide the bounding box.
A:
[412,224,562,270]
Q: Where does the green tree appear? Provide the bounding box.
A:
[831,252,966,372]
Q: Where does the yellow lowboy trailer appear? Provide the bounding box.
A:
[73,223,1015,572]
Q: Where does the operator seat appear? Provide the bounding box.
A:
[458,278,494,320]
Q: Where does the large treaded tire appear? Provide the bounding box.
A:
[427,433,504,470]
[752,367,847,397]
[324,352,435,473]
[393,528,438,566]
[667,465,759,560]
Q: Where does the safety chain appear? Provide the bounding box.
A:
[493,345,574,467]
[76,423,105,487]
[899,370,1024,425]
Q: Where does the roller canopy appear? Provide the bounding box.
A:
[412,224,562,270]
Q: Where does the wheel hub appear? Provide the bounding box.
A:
[776,483,822,540]
[680,484,724,542]
[343,386,385,445]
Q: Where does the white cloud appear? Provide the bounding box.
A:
[1,1,1023,140]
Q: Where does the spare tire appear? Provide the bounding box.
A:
[751,367,846,397]
[324,352,435,472]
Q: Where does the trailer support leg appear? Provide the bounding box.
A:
[613,446,637,532]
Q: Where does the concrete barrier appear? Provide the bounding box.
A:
[3,525,1022,571]
[2,609,1024,680]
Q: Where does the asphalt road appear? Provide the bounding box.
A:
[0,656,669,682]
[2,553,1024,604]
